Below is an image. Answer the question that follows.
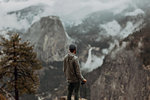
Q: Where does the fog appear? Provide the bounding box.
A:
[0,0,135,31]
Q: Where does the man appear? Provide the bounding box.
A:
[63,44,87,100]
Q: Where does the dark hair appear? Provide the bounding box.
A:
[69,44,76,53]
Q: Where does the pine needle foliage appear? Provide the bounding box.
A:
[0,34,42,100]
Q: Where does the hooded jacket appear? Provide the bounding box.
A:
[63,53,85,83]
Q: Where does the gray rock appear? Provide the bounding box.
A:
[24,16,67,62]
[90,49,150,100]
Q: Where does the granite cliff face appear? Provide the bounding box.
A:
[24,16,67,62]
[22,16,67,100]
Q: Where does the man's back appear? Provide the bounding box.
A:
[63,53,84,83]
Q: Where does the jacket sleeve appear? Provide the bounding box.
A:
[74,58,85,81]
[63,58,66,77]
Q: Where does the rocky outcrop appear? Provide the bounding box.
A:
[24,16,67,62]
[21,16,67,100]
[89,24,150,100]
[91,50,150,100]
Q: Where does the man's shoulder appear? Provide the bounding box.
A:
[72,55,78,63]
[73,55,78,60]
[64,53,78,60]
[64,54,68,60]
[64,54,68,58]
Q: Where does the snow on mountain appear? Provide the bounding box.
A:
[125,9,145,16]
[81,18,144,71]
[100,19,144,38]
[120,20,144,38]
[100,20,121,36]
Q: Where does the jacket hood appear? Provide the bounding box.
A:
[67,53,75,60]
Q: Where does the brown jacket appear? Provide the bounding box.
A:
[63,53,85,83]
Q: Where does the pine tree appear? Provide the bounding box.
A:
[0,34,42,100]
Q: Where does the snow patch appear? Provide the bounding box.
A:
[125,9,145,16]
[100,20,121,36]
[120,19,144,38]
[100,19,144,39]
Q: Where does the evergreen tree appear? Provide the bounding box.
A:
[0,34,42,100]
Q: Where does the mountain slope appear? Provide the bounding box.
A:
[90,21,150,100]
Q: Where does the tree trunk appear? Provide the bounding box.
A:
[14,66,19,100]
[13,41,19,100]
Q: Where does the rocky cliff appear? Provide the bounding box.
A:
[91,50,149,100]
[89,23,150,100]
[24,16,67,62]
[22,16,67,100]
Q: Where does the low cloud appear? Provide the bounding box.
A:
[0,0,132,31]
